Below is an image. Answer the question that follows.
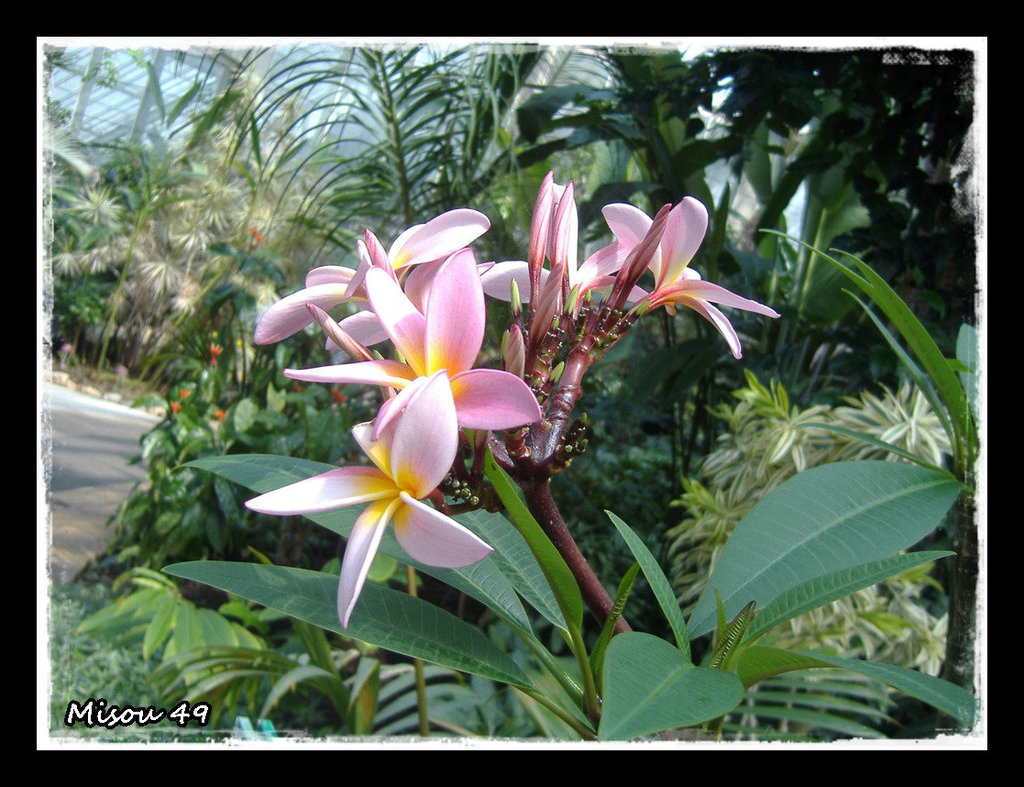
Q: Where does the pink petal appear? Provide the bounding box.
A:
[577,240,631,284]
[401,260,443,312]
[245,466,396,516]
[658,197,709,285]
[425,248,484,375]
[551,180,579,281]
[337,497,401,628]
[388,370,459,498]
[305,265,356,288]
[480,261,549,303]
[450,368,541,430]
[336,310,391,348]
[370,375,429,440]
[393,492,494,568]
[390,208,491,269]
[365,268,428,375]
[528,172,556,272]
[253,282,351,345]
[602,203,653,248]
[283,359,416,389]
[655,279,781,318]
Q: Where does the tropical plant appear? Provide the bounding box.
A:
[161,180,977,742]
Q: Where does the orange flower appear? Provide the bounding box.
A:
[170,401,182,413]
[210,343,223,365]
[180,388,192,399]
[215,408,226,420]
[332,388,346,404]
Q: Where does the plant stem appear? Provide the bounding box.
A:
[941,494,978,695]
[519,478,630,634]
[406,564,431,737]
[514,687,599,741]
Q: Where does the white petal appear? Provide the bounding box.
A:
[393,493,493,568]
[337,497,400,627]
[245,466,396,516]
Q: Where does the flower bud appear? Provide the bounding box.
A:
[502,324,526,379]
[306,303,374,361]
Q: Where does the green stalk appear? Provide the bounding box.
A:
[405,564,431,737]
[514,687,598,741]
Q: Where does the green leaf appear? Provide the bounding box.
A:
[606,510,690,659]
[484,451,583,632]
[142,595,178,660]
[187,454,540,634]
[744,550,953,642]
[766,235,975,472]
[956,323,979,424]
[798,421,951,474]
[687,461,961,638]
[232,398,258,433]
[590,562,639,682]
[736,646,977,729]
[598,633,744,741]
[260,664,347,722]
[163,561,531,689]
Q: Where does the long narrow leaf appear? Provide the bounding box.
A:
[606,510,690,659]
[484,451,583,632]
[164,561,531,689]
[736,645,977,729]
[744,550,953,641]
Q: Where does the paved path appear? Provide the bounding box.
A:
[42,384,159,584]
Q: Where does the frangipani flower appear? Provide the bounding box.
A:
[602,197,781,359]
[479,173,629,307]
[253,208,490,345]
[285,247,542,432]
[245,370,493,628]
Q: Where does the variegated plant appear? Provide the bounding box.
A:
[666,371,951,675]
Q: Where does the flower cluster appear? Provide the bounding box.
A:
[246,173,779,628]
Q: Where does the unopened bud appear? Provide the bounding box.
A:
[307,304,373,361]
[566,284,582,318]
[510,279,523,319]
[503,325,526,379]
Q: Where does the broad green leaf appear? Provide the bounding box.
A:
[688,461,961,638]
[599,633,744,741]
[449,507,563,631]
[164,561,530,689]
[736,645,977,729]
[606,510,690,659]
[187,454,539,634]
[745,550,953,641]
[484,451,583,631]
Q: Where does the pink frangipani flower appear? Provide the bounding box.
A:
[478,173,629,307]
[602,197,781,359]
[284,247,542,432]
[253,208,490,346]
[245,370,493,628]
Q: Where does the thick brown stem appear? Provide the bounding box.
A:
[520,478,630,634]
[941,494,979,694]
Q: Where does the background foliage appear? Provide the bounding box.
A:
[43,40,981,742]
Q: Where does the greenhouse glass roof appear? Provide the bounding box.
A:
[42,42,356,150]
